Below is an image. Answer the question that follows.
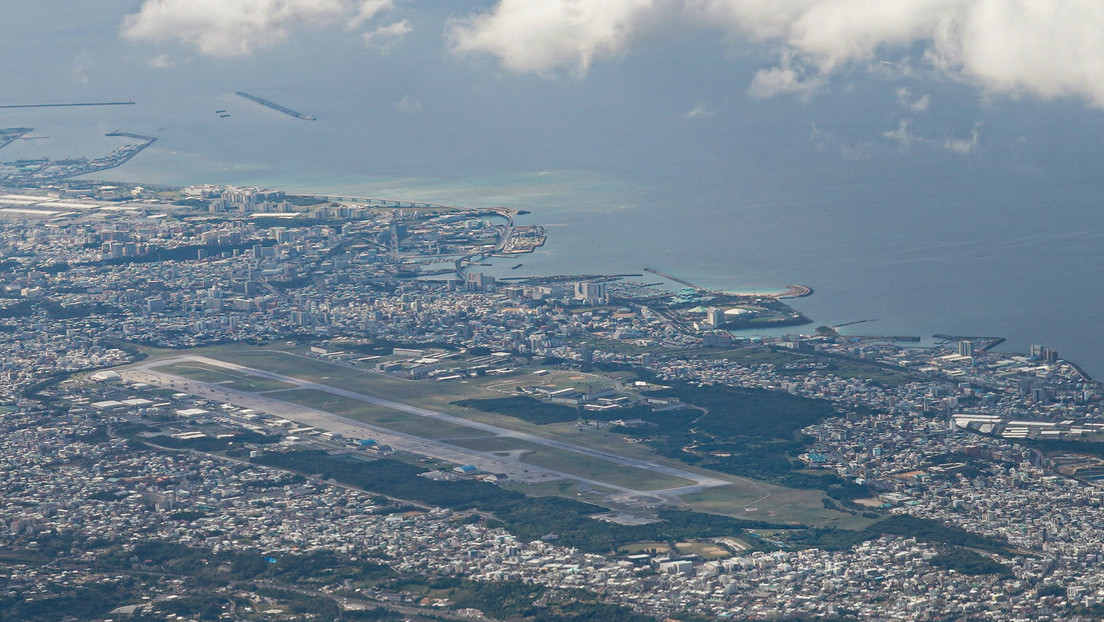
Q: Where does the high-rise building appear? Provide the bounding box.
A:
[466,272,494,292]
[574,281,606,305]
[707,307,726,327]
[957,340,973,357]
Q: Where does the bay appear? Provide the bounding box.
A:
[2,1,1103,377]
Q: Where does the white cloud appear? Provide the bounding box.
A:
[71,52,91,84]
[944,123,981,154]
[450,0,1104,109]
[898,89,931,112]
[349,0,393,28]
[396,95,422,114]
[147,54,174,69]
[749,52,824,98]
[121,0,390,57]
[810,124,875,161]
[447,0,665,77]
[364,19,413,52]
[684,104,714,119]
[882,120,916,149]
[883,119,981,154]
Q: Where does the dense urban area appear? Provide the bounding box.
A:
[1,178,1104,622]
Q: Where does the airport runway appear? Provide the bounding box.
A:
[122,355,733,505]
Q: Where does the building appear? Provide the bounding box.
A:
[706,307,725,327]
[573,281,606,305]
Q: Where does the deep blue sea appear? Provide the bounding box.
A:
[4,1,1104,376]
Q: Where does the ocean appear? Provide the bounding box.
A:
[3,1,1104,376]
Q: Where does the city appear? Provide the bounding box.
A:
[0,180,1102,620]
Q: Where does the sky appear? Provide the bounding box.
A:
[5,0,1104,372]
[1,0,1100,197]
[5,1,1104,152]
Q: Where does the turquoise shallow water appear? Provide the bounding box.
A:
[79,140,1104,380]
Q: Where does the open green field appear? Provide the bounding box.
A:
[263,388,478,440]
[500,479,618,498]
[152,362,296,392]
[517,446,694,491]
[185,346,496,406]
[680,484,874,529]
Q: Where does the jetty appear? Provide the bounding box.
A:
[236,91,315,121]
[0,101,134,109]
[644,267,701,290]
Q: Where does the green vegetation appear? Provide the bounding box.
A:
[264,388,477,439]
[927,548,1012,576]
[871,515,1014,554]
[180,346,851,521]
[391,577,653,622]
[100,540,395,586]
[0,298,120,319]
[605,376,871,502]
[144,430,281,452]
[454,395,579,425]
[1037,584,1066,597]
[252,450,785,553]
[782,514,1016,557]
[153,361,295,391]
[1017,437,1104,458]
[649,383,836,439]
[445,436,543,452]
[0,581,154,622]
[154,594,234,620]
[517,446,694,490]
